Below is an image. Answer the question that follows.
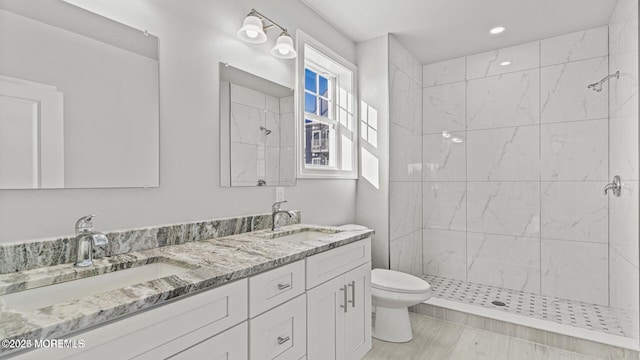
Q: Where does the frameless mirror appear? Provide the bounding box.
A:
[0,0,159,189]
[220,63,296,187]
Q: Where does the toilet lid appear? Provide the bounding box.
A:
[371,269,431,294]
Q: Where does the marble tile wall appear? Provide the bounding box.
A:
[608,0,639,326]
[389,35,423,276]
[422,25,623,306]
[229,85,294,186]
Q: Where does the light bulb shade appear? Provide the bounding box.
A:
[237,15,267,43]
[271,33,297,59]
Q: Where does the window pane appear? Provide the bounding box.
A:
[320,98,329,117]
[319,76,328,96]
[305,93,317,113]
[305,69,316,92]
[305,121,331,166]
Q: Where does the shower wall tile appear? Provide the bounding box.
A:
[540,119,609,181]
[280,112,295,148]
[423,81,466,134]
[541,182,608,243]
[423,229,467,281]
[466,232,540,293]
[541,239,608,305]
[467,182,540,237]
[540,26,608,66]
[610,51,639,116]
[264,112,280,148]
[540,56,609,123]
[266,94,279,113]
[390,64,422,132]
[423,182,466,231]
[390,123,422,182]
[609,247,639,313]
[466,42,539,80]
[265,147,280,183]
[389,35,423,84]
[466,126,539,181]
[390,230,423,276]
[279,95,294,113]
[423,57,466,87]
[230,103,264,145]
[230,143,258,184]
[390,181,422,240]
[230,83,265,109]
[423,132,466,181]
[466,69,540,130]
[610,180,639,267]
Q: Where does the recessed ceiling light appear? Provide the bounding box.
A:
[490,26,506,35]
[500,61,511,66]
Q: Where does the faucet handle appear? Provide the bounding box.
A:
[75,214,97,234]
[272,200,288,211]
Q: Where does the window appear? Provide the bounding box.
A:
[296,30,357,179]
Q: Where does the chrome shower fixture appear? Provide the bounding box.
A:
[260,126,272,135]
[587,71,619,92]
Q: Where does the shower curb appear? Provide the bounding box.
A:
[411,301,640,360]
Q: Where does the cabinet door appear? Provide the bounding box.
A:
[306,275,345,360]
[343,263,372,360]
[170,322,248,360]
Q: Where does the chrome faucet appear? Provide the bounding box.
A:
[75,214,109,267]
[272,200,296,231]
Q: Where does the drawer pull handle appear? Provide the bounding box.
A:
[340,285,348,313]
[348,280,356,307]
[277,283,291,290]
[277,336,290,345]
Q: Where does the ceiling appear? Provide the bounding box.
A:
[299,0,619,64]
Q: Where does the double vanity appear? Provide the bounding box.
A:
[0,217,373,360]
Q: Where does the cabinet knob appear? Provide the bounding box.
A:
[348,280,356,307]
[339,285,348,313]
[277,336,290,345]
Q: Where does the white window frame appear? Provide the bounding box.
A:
[296,30,358,179]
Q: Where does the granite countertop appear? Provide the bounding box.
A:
[0,224,373,353]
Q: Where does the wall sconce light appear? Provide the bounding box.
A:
[237,9,297,59]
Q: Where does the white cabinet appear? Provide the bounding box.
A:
[306,239,372,360]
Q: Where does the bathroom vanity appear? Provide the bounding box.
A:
[0,223,373,360]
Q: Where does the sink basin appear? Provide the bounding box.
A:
[0,262,190,312]
[275,231,330,243]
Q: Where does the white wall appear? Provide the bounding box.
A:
[0,0,357,242]
[356,35,389,269]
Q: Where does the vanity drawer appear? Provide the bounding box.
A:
[249,294,306,360]
[249,260,305,317]
[306,238,371,289]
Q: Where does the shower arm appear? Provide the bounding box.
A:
[587,71,620,92]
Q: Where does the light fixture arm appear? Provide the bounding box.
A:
[247,8,288,34]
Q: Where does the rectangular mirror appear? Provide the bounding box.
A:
[0,0,159,189]
[220,63,296,187]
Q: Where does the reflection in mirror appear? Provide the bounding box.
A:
[220,63,296,187]
[0,0,159,189]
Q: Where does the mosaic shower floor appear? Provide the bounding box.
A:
[423,275,639,338]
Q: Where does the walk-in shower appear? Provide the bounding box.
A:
[392,0,640,351]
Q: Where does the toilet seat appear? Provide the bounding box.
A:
[371,269,430,294]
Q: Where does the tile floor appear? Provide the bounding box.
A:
[363,312,605,360]
[424,275,639,338]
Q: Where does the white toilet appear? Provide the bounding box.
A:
[371,268,431,343]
